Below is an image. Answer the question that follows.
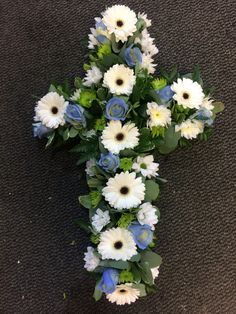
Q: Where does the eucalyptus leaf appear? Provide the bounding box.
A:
[69,127,79,138]
[79,195,92,209]
[141,251,162,268]
[132,283,147,297]
[158,125,181,154]
[99,260,130,270]
[74,219,91,233]
[93,280,103,301]
[144,180,160,202]
[138,261,154,285]
[46,132,55,148]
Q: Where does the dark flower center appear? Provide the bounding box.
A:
[114,241,123,249]
[119,289,126,293]
[51,106,58,114]
[140,163,147,169]
[116,132,124,141]
[116,79,124,86]
[183,92,189,99]
[120,186,129,195]
[116,20,124,27]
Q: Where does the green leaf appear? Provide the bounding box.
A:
[74,219,91,233]
[63,128,70,141]
[158,125,181,154]
[119,149,138,157]
[144,180,160,202]
[138,261,154,285]
[141,251,162,268]
[132,283,147,297]
[93,281,103,301]
[79,195,92,209]
[74,77,83,89]
[87,178,103,189]
[212,101,224,115]
[69,127,79,138]
[131,264,141,283]
[45,132,55,148]
[99,260,130,270]
[97,87,108,101]
[130,253,141,262]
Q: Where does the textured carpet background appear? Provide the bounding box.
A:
[0,0,236,313]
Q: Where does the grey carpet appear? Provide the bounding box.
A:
[0,0,236,313]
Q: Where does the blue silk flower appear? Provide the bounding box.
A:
[97,268,119,294]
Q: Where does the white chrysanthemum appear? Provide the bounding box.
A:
[175,119,204,139]
[84,247,100,272]
[101,120,139,154]
[135,29,159,57]
[137,202,158,230]
[88,17,111,49]
[91,208,110,232]
[138,12,152,28]
[83,66,103,87]
[141,53,157,74]
[102,172,145,210]
[171,78,205,109]
[98,228,137,261]
[151,266,160,282]
[70,89,81,102]
[102,5,137,42]
[147,102,171,128]
[34,92,68,129]
[106,283,140,305]
[85,158,96,176]
[201,96,214,112]
[103,64,136,96]
[132,155,159,178]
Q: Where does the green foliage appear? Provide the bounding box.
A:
[46,132,55,148]
[132,284,147,297]
[119,270,134,283]
[93,280,103,301]
[140,251,162,268]
[117,213,135,228]
[144,180,160,202]
[137,261,154,285]
[136,128,155,153]
[212,101,224,119]
[96,87,108,101]
[49,79,71,99]
[97,43,112,59]
[90,233,100,244]
[119,157,133,171]
[157,125,181,154]
[79,195,92,209]
[89,191,102,208]
[94,116,106,131]
[99,260,130,270]
[74,218,91,233]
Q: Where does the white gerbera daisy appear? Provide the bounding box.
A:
[102,5,137,42]
[135,29,159,57]
[132,155,159,178]
[101,120,139,154]
[201,96,214,112]
[146,102,171,128]
[98,228,137,261]
[141,53,157,74]
[175,119,204,139]
[91,208,110,232]
[106,283,140,305]
[171,78,204,109]
[151,266,160,282]
[34,92,68,129]
[102,171,145,210]
[138,12,152,28]
[103,64,136,96]
[137,202,158,230]
[83,66,103,87]
[83,246,100,272]
[70,89,81,102]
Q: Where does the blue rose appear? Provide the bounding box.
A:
[156,85,174,102]
[105,97,128,121]
[128,222,153,250]
[98,152,120,173]
[65,102,86,127]
[97,268,119,294]
[193,109,213,126]
[125,45,142,67]
[32,122,52,139]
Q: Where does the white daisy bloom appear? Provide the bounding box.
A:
[101,120,139,154]
[146,102,172,128]
[171,78,205,109]
[135,29,159,57]
[91,208,110,232]
[138,12,152,28]
[103,64,136,96]
[34,92,68,129]
[85,158,96,176]
[132,155,159,178]
[102,5,137,42]
[137,202,158,230]
[88,31,99,49]
[83,246,100,272]
[175,119,204,139]
[106,283,140,305]
[151,266,160,282]
[70,89,81,102]
[98,228,137,261]
[141,53,157,74]
[88,17,111,49]
[102,171,145,210]
[201,96,214,112]
[83,66,103,87]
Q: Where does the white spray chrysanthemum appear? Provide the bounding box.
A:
[106,283,140,305]
[85,158,96,177]
[70,89,81,102]
[141,53,157,74]
[151,266,160,282]
[83,66,103,87]
[34,92,68,129]
[132,155,159,178]
[83,247,100,272]
[98,227,137,261]
[103,64,136,96]
[135,29,159,57]
[171,78,205,109]
[146,102,172,128]
[137,202,158,230]
[102,5,137,42]
[91,208,110,232]
[102,171,145,210]
[138,12,152,28]
[201,96,214,112]
[175,119,204,139]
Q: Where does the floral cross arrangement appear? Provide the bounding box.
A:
[33,5,224,306]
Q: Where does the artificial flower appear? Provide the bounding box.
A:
[88,17,111,49]
[138,12,152,28]
[98,268,119,294]
[140,53,157,74]
[85,158,96,176]
[157,85,174,102]
[98,227,137,261]
[128,222,153,250]
[201,96,214,111]
[84,246,100,271]
[132,155,159,178]
[175,119,204,139]
[98,152,120,173]
[83,66,103,87]
[70,89,81,102]
[137,202,158,230]
[151,266,160,282]
[103,64,136,96]
[32,122,52,139]
[34,92,68,129]
[91,208,111,232]
[102,5,137,42]
[105,97,128,121]
[171,78,205,109]
[146,102,172,128]
[101,120,139,154]
[65,102,86,127]
[135,29,158,57]
[124,45,142,67]
[102,171,145,210]
[106,283,140,305]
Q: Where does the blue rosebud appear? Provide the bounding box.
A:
[191,109,213,126]
[95,20,107,31]
[65,102,86,127]
[97,268,119,294]
[156,85,174,102]
[125,45,142,67]
[105,97,128,121]
[96,34,109,44]
[98,152,120,173]
[32,122,52,139]
[128,222,153,250]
